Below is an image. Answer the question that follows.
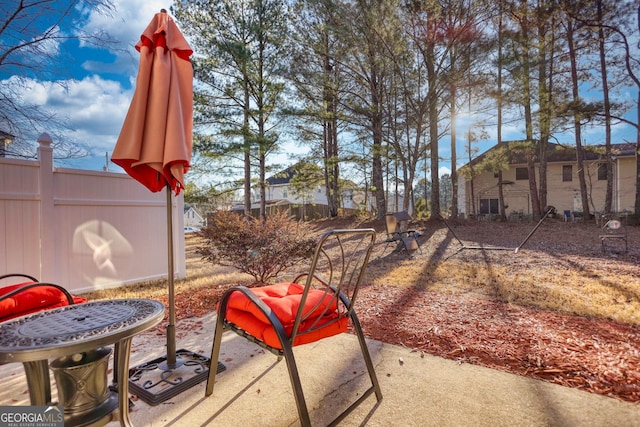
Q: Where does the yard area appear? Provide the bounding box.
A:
[85,215,640,403]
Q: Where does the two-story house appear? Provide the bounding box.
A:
[458,141,637,218]
[259,163,367,215]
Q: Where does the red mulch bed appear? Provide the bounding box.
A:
[157,217,640,404]
[158,281,640,404]
[356,284,640,403]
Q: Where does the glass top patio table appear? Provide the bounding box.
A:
[0,299,165,427]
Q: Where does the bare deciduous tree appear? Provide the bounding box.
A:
[0,0,116,158]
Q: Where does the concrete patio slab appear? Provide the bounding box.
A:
[2,312,639,426]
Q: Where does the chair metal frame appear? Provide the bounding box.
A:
[1,275,75,303]
[384,212,421,255]
[205,229,382,427]
[599,213,629,253]
[0,273,39,283]
[0,274,77,312]
[440,206,556,256]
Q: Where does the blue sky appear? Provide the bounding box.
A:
[4,0,167,172]
[4,0,639,183]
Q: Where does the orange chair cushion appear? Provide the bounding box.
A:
[224,282,348,349]
[0,282,87,322]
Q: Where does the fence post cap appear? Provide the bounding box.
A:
[38,132,52,146]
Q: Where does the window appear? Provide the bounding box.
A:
[562,165,572,182]
[515,167,528,180]
[479,198,499,214]
[282,187,288,198]
[597,163,607,180]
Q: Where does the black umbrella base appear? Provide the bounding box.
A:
[128,349,226,405]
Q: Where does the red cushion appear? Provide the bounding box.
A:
[0,282,87,322]
[223,282,348,349]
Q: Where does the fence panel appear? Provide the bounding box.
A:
[0,135,185,294]
[0,159,41,277]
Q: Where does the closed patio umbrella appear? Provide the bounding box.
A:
[112,9,192,373]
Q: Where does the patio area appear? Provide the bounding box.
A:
[2,311,638,427]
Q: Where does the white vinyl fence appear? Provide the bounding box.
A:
[0,133,185,295]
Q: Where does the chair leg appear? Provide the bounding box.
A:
[350,312,382,401]
[415,237,422,254]
[205,294,312,426]
[280,341,312,427]
[205,311,226,397]
[325,312,383,427]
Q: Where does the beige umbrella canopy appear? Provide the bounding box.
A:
[112,10,193,369]
[112,10,193,194]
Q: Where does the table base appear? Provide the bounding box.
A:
[128,349,225,405]
[64,392,119,427]
[50,347,116,426]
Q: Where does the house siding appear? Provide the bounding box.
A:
[462,152,636,217]
[184,206,205,228]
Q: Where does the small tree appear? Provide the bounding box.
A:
[198,210,316,283]
[289,162,323,220]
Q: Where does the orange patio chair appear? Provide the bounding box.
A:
[205,229,382,427]
[0,274,87,322]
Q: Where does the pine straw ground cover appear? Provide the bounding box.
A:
[85,216,640,403]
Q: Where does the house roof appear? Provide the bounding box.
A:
[231,199,289,211]
[266,167,295,185]
[184,205,202,215]
[462,140,636,170]
[266,161,322,186]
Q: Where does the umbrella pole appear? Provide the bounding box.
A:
[128,184,225,406]
[122,10,227,405]
[165,184,179,368]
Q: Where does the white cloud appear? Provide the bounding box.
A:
[80,0,168,50]
[75,0,169,77]
[8,1,172,169]
[439,166,451,177]
[14,75,132,157]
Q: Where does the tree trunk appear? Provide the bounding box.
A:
[537,5,552,211]
[450,82,458,217]
[372,113,386,219]
[598,0,613,214]
[636,6,640,218]
[322,29,340,218]
[243,77,252,217]
[426,34,440,218]
[518,5,541,219]
[497,1,506,221]
[566,18,591,217]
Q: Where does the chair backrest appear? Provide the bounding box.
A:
[393,210,412,222]
[0,274,86,322]
[385,214,399,236]
[601,214,628,236]
[290,228,376,343]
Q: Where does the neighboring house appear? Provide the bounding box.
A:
[386,192,407,213]
[184,205,205,228]
[459,141,637,218]
[264,164,365,211]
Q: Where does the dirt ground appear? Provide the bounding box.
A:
[167,215,640,403]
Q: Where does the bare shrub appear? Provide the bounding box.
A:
[198,210,317,283]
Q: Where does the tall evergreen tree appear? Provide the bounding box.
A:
[173,0,289,219]
[288,0,347,217]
